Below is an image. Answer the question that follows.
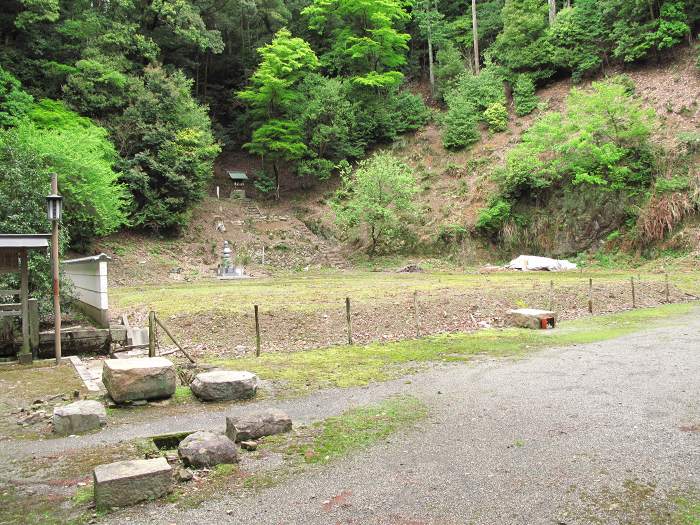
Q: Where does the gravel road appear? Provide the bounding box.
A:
[98,310,700,524]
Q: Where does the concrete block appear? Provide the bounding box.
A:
[53,400,106,435]
[93,457,172,509]
[102,357,176,403]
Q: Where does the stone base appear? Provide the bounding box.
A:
[17,352,32,365]
[102,357,176,403]
[53,400,106,435]
[93,457,172,509]
[226,409,292,442]
[506,309,556,329]
[178,431,239,468]
[190,370,257,401]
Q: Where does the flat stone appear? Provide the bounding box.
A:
[225,409,292,442]
[102,357,176,403]
[53,400,106,436]
[178,431,239,468]
[93,457,172,509]
[506,309,556,329]
[190,370,257,402]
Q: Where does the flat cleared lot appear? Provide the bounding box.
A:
[112,270,699,357]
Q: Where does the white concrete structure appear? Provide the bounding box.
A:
[62,253,111,327]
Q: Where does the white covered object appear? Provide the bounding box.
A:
[506,255,577,272]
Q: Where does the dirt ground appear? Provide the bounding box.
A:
[111,269,699,360]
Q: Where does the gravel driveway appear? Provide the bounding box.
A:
[100,310,700,524]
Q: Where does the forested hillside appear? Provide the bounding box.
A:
[1,0,699,271]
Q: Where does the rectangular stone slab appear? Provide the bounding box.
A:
[102,357,176,403]
[506,308,556,329]
[94,457,172,509]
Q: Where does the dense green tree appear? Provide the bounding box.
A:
[0,66,34,126]
[487,0,553,80]
[332,153,418,254]
[303,0,411,88]
[239,28,319,196]
[115,66,219,230]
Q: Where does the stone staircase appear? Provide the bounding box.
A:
[242,198,264,221]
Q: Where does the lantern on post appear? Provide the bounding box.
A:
[46,173,62,365]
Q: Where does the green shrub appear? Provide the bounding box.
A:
[0,66,33,126]
[390,91,431,134]
[441,100,480,150]
[513,75,539,117]
[476,198,513,233]
[253,170,276,196]
[654,176,689,194]
[446,67,506,115]
[484,102,509,132]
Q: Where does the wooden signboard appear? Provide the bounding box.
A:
[0,249,19,274]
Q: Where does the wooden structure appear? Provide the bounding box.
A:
[0,234,50,363]
[226,170,250,198]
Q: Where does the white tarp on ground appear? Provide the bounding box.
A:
[506,255,577,271]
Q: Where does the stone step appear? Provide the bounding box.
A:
[94,457,172,509]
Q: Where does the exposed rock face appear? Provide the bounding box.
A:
[102,357,176,403]
[53,400,106,435]
[178,431,239,468]
[93,457,172,509]
[225,409,292,442]
[190,370,257,401]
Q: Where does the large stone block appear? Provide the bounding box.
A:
[53,400,106,435]
[93,457,172,509]
[190,370,257,401]
[506,308,556,329]
[225,409,292,442]
[102,357,176,403]
[178,431,239,468]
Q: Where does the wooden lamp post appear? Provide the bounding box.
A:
[46,173,63,365]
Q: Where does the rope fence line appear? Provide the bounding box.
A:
[238,273,693,357]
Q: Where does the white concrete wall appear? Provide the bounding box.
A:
[62,255,110,326]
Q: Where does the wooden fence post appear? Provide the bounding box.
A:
[665,272,670,303]
[148,310,156,357]
[630,277,636,308]
[28,298,39,358]
[588,278,593,314]
[413,290,420,337]
[254,305,261,357]
[549,280,554,311]
[345,297,352,345]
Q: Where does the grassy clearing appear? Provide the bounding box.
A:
[111,269,698,317]
[213,302,696,395]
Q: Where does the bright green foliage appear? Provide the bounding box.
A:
[63,57,134,117]
[303,0,411,88]
[484,102,508,132]
[487,0,553,79]
[23,99,129,244]
[478,79,656,235]
[332,153,418,254]
[240,29,319,193]
[475,197,512,233]
[238,29,319,121]
[513,75,539,116]
[0,66,34,126]
[14,0,59,29]
[441,98,479,150]
[114,66,219,231]
[447,67,506,115]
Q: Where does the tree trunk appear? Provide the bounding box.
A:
[548,0,556,25]
[272,162,280,200]
[472,0,480,74]
[427,29,435,96]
